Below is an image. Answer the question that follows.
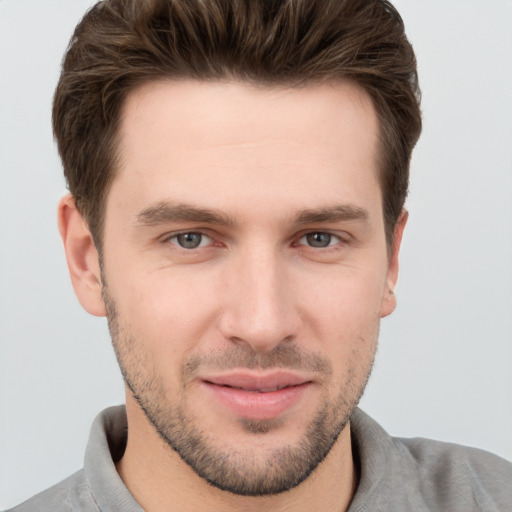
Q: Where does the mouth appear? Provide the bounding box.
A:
[200,371,313,420]
[209,384,291,392]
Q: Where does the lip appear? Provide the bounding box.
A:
[200,371,313,420]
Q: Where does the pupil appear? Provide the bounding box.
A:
[307,232,331,248]
[178,233,202,249]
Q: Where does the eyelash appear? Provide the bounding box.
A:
[164,230,346,251]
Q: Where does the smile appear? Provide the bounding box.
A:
[200,371,313,420]
[218,384,290,392]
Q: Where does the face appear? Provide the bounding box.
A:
[97,80,401,495]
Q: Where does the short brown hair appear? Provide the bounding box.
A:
[53,0,421,248]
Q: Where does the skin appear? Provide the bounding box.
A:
[59,79,406,512]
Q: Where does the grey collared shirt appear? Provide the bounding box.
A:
[7,406,512,511]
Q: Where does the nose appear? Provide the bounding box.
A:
[218,246,301,352]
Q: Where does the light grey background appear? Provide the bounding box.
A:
[1,0,511,509]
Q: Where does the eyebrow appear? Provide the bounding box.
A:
[135,202,236,227]
[294,205,369,224]
[135,201,369,228]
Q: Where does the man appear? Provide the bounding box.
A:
[6,0,511,511]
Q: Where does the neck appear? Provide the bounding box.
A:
[117,394,357,512]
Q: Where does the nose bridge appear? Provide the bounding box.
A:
[220,241,299,351]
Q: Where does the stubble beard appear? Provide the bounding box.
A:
[103,288,376,496]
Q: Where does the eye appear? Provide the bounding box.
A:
[299,232,341,248]
[169,232,211,249]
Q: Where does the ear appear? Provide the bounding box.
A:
[380,209,408,318]
[58,194,106,317]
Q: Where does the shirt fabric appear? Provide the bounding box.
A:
[7,405,512,511]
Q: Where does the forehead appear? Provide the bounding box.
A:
[120,79,377,157]
[109,79,381,224]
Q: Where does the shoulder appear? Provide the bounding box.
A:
[350,409,512,512]
[5,406,134,512]
[5,470,99,512]
[397,436,512,510]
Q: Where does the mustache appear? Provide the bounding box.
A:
[181,344,332,381]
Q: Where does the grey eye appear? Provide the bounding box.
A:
[175,232,205,249]
[304,232,334,248]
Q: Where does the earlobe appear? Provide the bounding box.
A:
[380,210,408,318]
[58,194,106,317]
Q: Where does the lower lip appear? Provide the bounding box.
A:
[202,381,312,420]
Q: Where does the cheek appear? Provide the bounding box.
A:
[297,265,384,375]
[300,265,387,328]
[112,269,220,357]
